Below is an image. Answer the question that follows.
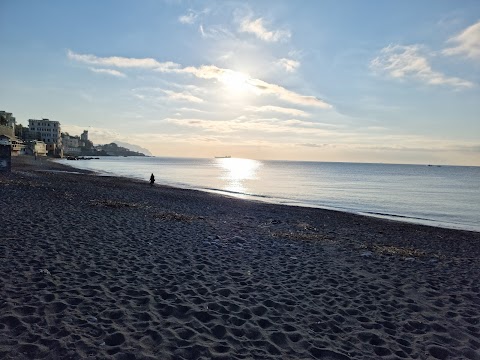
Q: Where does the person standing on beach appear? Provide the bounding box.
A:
[150,173,155,186]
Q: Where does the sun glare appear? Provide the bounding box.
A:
[220,71,251,94]
[216,157,261,195]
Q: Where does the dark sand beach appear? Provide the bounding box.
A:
[1,156,479,360]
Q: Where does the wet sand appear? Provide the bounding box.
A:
[1,156,479,359]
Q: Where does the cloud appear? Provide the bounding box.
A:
[178,8,209,25]
[89,67,126,77]
[199,24,233,39]
[176,65,331,108]
[67,50,180,71]
[69,50,332,108]
[132,87,204,104]
[298,143,333,148]
[239,17,291,42]
[277,58,300,72]
[179,64,226,79]
[179,107,210,113]
[451,144,480,153]
[359,143,480,153]
[247,105,309,117]
[247,77,332,108]
[371,44,474,88]
[178,11,197,24]
[163,90,203,103]
[165,116,337,136]
[442,20,480,60]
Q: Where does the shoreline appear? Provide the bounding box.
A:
[1,156,480,359]
[54,157,480,233]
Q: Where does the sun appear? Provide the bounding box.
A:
[220,70,251,94]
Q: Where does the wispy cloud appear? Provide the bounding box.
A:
[199,24,233,39]
[89,67,126,77]
[180,65,331,108]
[178,11,197,24]
[442,20,480,60]
[165,116,337,136]
[179,107,210,114]
[247,105,309,117]
[69,50,332,108]
[67,50,180,71]
[239,17,291,42]
[247,77,331,108]
[163,90,203,103]
[132,87,203,104]
[371,44,474,88]
[277,58,300,72]
[298,143,333,148]
[178,8,209,25]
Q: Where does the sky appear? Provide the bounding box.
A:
[1,0,479,165]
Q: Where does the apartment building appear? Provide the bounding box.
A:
[62,134,82,155]
[28,119,62,147]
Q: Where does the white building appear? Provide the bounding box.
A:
[63,135,79,148]
[62,134,82,155]
[28,119,62,148]
[30,140,47,156]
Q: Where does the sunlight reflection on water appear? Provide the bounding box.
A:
[215,158,262,195]
[55,157,480,231]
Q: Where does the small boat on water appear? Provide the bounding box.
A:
[215,156,231,158]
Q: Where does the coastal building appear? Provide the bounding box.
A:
[80,130,88,142]
[28,118,62,156]
[10,137,26,156]
[63,135,80,148]
[1,110,24,157]
[62,134,82,155]
[0,134,27,156]
[29,140,47,156]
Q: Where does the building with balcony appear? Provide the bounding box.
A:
[28,118,62,156]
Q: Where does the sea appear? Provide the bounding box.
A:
[55,157,480,232]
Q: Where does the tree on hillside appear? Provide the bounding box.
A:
[15,124,24,137]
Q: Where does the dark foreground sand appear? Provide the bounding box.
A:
[1,156,479,360]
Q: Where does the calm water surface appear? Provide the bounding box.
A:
[56,157,480,232]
